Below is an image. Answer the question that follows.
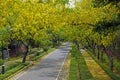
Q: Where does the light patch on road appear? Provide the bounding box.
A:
[12,72,27,80]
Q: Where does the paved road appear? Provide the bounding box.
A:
[11,42,71,80]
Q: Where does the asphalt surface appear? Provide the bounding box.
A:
[11,42,71,80]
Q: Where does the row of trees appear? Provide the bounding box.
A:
[0,0,120,71]
[66,0,120,71]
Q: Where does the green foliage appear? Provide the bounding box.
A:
[94,15,120,33]
[40,39,52,52]
[92,0,120,7]
[53,0,69,5]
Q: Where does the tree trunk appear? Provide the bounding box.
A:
[6,46,10,59]
[74,40,80,51]
[53,39,57,47]
[100,45,105,63]
[22,45,29,63]
[103,46,114,71]
[100,52,104,63]
[109,57,113,71]
[38,44,40,50]
[97,46,100,59]
[92,43,96,56]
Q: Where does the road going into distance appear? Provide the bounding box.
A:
[11,42,71,80]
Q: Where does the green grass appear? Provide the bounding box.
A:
[69,57,78,80]
[0,59,3,65]
[69,44,94,80]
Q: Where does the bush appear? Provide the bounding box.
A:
[114,59,120,73]
[0,59,3,65]
[6,62,20,71]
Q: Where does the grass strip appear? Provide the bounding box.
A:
[69,44,93,80]
[69,56,78,80]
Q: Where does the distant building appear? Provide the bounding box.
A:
[8,40,27,57]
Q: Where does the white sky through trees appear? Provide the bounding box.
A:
[67,0,82,8]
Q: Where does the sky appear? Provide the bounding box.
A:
[69,0,75,8]
[68,0,82,8]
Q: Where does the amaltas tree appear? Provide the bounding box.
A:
[64,0,120,71]
[0,0,67,63]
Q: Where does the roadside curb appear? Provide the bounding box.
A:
[5,63,34,80]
